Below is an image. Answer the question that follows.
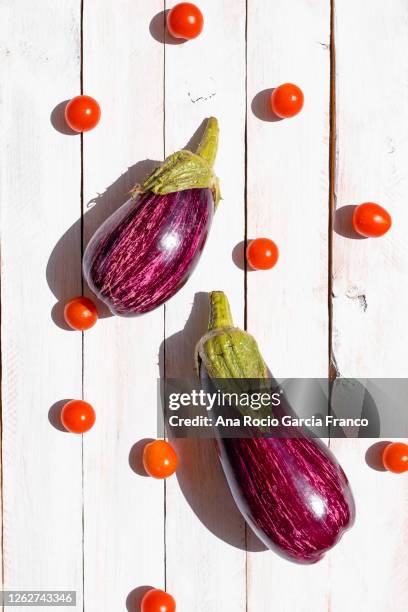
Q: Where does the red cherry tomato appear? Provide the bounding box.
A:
[167,3,204,40]
[141,589,176,612]
[61,400,96,434]
[65,95,101,132]
[270,83,304,118]
[383,442,408,474]
[246,238,279,270]
[143,440,178,479]
[352,202,392,238]
[64,297,98,331]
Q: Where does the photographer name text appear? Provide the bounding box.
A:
[167,414,369,428]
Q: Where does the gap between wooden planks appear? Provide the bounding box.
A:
[3,0,407,611]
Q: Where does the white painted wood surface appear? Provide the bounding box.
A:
[82,2,165,611]
[0,0,83,606]
[330,2,408,611]
[246,2,331,611]
[164,1,247,609]
[1,1,408,611]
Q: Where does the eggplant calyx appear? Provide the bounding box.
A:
[195,292,268,380]
[136,118,221,208]
[195,292,271,431]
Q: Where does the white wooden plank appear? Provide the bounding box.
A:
[5,2,408,610]
[246,1,331,610]
[0,0,83,602]
[330,2,408,610]
[164,1,247,609]
[81,2,166,611]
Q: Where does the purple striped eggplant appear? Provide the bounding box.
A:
[196,292,355,564]
[83,118,220,315]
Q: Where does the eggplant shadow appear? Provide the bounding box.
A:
[159,292,266,552]
[46,159,160,328]
[46,119,212,329]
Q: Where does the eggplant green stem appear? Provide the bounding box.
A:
[208,291,234,331]
[196,117,219,167]
[137,117,221,208]
[196,291,270,431]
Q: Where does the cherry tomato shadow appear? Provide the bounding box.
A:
[232,240,257,272]
[48,399,72,432]
[232,240,246,271]
[128,438,155,477]
[251,88,283,122]
[334,205,368,240]
[149,10,186,45]
[158,293,266,553]
[365,441,391,472]
[50,100,78,135]
[51,302,75,331]
[126,586,154,612]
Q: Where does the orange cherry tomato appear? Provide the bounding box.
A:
[61,400,96,434]
[167,3,204,40]
[246,238,279,270]
[270,83,304,118]
[352,202,392,238]
[64,297,98,331]
[141,589,176,612]
[143,440,178,479]
[382,442,408,474]
[65,95,101,132]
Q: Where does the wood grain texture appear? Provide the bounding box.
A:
[164,1,247,609]
[81,2,166,611]
[2,1,408,611]
[246,0,331,610]
[330,2,408,610]
[0,0,83,603]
